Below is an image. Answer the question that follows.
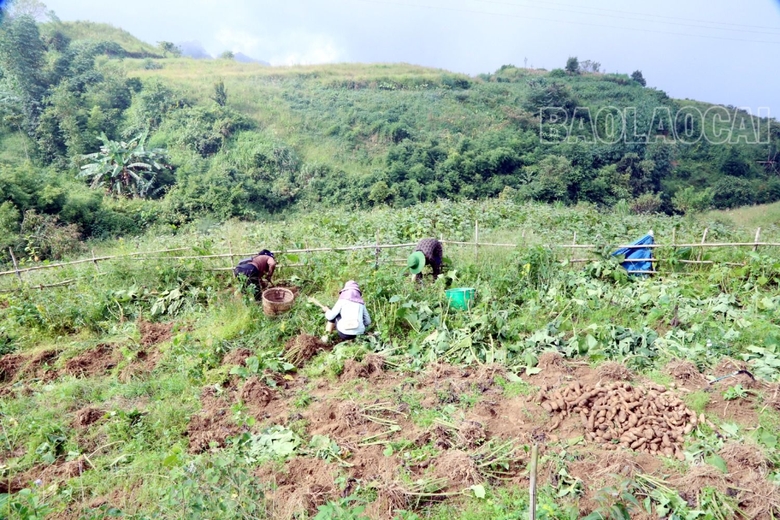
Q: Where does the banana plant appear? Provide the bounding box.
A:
[78,131,170,198]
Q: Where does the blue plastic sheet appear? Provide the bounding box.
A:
[612,233,654,275]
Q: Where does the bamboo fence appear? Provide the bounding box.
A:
[0,223,774,291]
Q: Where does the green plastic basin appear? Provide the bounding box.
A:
[445,287,475,310]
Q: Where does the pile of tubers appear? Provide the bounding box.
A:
[537,381,695,460]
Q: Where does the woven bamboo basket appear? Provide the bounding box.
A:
[261,287,295,316]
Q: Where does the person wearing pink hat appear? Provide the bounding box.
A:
[321,280,371,343]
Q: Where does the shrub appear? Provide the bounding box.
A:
[565,56,579,74]
[712,176,754,209]
[18,209,82,261]
[671,186,713,214]
[631,70,646,86]
[142,58,163,70]
[630,192,663,214]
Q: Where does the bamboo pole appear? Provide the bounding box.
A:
[529,444,539,520]
[0,247,190,276]
[441,239,780,249]
[91,249,101,273]
[36,279,77,289]
[569,258,743,267]
[0,244,422,277]
[8,248,23,285]
[753,227,761,252]
[1,275,104,293]
[474,221,479,262]
[570,232,576,263]
[696,228,708,262]
[4,234,780,283]
[375,232,380,270]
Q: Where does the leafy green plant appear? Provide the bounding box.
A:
[742,341,780,381]
[0,488,53,520]
[582,476,640,520]
[159,451,267,519]
[232,425,301,464]
[229,354,294,385]
[78,131,170,199]
[723,384,750,401]
[314,495,369,520]
[633,474,692,518]
[34,429,67,464]
[699,486,745,520]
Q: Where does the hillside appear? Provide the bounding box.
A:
[1,16,779,266]
[40,20,162,58]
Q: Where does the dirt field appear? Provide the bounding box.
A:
[3,342,779,518]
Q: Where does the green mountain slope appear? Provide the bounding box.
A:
[40,20,162,57]
[0,17,778,263]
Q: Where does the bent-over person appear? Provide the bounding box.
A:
[234,249,277,298]
[408,238,443,281]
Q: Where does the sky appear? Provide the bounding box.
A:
[35,0,780,115]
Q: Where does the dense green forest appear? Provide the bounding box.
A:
[1,10,779,263]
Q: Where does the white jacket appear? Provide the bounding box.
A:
[325,299,371,336]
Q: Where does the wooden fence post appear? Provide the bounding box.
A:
[696,228,708,263]
[753,227,762,252]
[8,248,23,286]
[374,232,380,270]
[571,232,577,263]
[91,249,101,273]
[474,220,479,262]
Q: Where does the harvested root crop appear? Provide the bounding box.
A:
[284,334,327,367]
[538,381,695,460]
[433,419,488,449]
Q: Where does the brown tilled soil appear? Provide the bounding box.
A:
[263,456,338,518]
[341,354,386,380]
[2,457,91,494]
[138,320,173,348]
[187,385,244,453]
[119,348,162,383]
[704,388,760,425]
[238,377,276,415]
[0,352,25,383]
[0,349,61,387]
[222,348,253,367]
[432,449,480,488]
[65,344,118,377]
[27,349,61,381]
[6,348,780,519]
[537,351,570,371]
[74,407,105,428]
